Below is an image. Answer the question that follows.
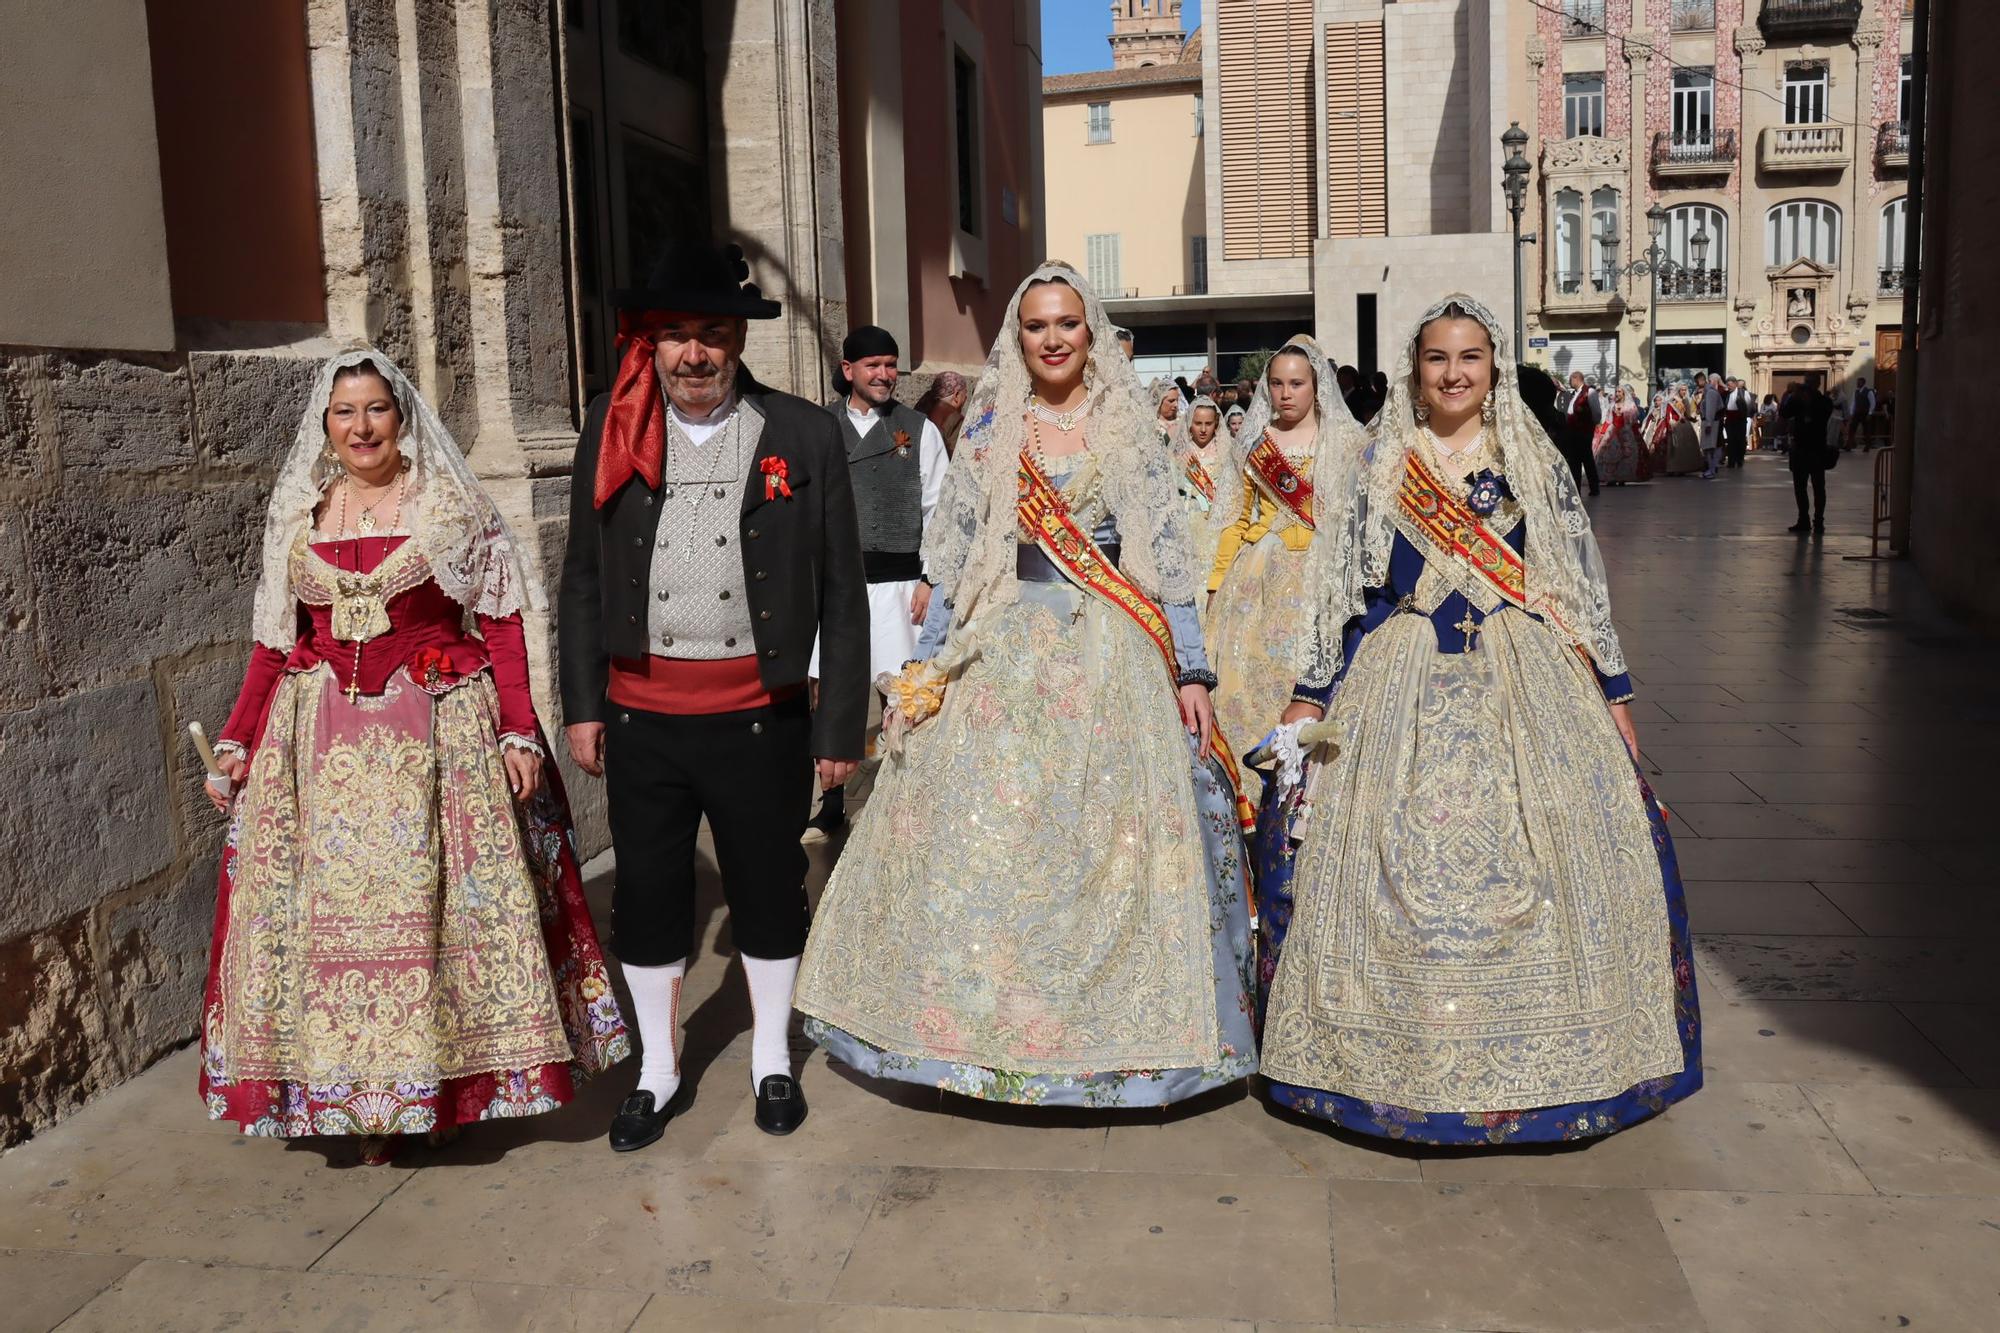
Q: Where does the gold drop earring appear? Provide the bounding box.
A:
[1414,398,1431,425]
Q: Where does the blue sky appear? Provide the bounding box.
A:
[1043,0,1200,76]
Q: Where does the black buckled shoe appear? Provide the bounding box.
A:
[753,1074,808,1136]
[608,1088,682,1153]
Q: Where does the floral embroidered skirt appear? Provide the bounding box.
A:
[797,586,1257,1107]
[199,665,630,1137]
[1205,532,1313,802]
[1255,611,1700,1144]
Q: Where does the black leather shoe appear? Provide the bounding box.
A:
[1787,522,1811,534]
[608,1089,681,1153]
[753,1074,808,1136]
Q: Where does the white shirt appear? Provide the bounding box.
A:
[669,388,739,445]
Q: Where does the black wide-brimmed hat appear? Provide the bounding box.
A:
[610,240,782,319]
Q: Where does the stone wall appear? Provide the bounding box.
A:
[0,346,321,1148]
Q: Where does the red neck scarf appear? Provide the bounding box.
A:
[595,316,667,508]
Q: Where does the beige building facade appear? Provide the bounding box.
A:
[0,0,1042,1149]
[1518,0,1916,402]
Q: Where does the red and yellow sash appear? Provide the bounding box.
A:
[1182,452,1217,503]
[1397,448,1528,611]
[1244,431,1315,530]
[1018,451,1255,833]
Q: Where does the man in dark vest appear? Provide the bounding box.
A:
[804,325,948,839]
[559,241,867,1151]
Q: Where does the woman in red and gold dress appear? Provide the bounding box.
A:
[197,348,629,1162]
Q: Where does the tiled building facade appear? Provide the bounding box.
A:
[1521,0,1916,401]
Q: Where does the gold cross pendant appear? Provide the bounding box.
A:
[1454,609,1483,654]
[347,678,361,704]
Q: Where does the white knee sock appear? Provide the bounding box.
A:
[622,958,686,1105]
[742,953,800,1090]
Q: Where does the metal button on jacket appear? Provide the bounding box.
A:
[632,535,644,547]
[661,634,675,647]
[765,648,778,658]
[754,570,767,581]
[747,528,760,539]
[642,494,654,506]
[759,610,771,620]
[750,722,764,735]
[657,588,669,601]
[724,637,737,647]
[718,589,731,600]
[625,613,637,625]
[714,534,727,547]
[619,712,631,723]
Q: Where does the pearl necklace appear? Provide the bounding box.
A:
[1029,396,1090,432]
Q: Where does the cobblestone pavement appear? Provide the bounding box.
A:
[4,451,1996,1332]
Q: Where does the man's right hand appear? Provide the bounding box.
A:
[565,721,606,776]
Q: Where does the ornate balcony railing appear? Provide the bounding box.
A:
[1561,0,1605,38]
[1759,0,1861,39]
[1878,267,1908,296]
[1876,121,1910,171]
[1657,267,1728,302]
[1652,129,1738,176]
[1671,0,1716,32]
[1554,269,1620,296]
[1760,123,1847,171]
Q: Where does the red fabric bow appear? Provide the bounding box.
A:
[594,314,673,508]
[759,456,793,501]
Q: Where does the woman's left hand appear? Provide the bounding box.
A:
[503,746,543,803]
[1608,701,1642,766]
[1178,683,1215,762]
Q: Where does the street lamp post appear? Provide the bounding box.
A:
[1500,123,1534,356]
[1598,203,1710,394]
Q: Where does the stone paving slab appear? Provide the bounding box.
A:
[4,456,1997,1329]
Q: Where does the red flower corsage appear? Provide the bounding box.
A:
[759,455,793,501]
[410,646,459,694]
[893,428,912,458]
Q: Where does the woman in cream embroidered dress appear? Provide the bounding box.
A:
[794,264,1256,1106]
[1258,296,1700,1145]
[198,349,629,1160]
[1203,337,1363,790]
[1174,394,1226,527]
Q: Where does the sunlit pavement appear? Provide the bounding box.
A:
[4,449,1995,1332]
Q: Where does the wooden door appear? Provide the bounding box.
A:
[1874,326,1902,401]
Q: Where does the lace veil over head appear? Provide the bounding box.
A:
[1299,293,1627,688]
[249,347,547,650]
[1206,333,1366,542]
[1174,393,1222,458]
[921,262,1199,620]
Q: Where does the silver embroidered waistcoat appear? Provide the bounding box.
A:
[645,398,761,658]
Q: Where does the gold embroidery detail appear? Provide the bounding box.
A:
[1263,609,1681,1111]
[216,664,572,1085]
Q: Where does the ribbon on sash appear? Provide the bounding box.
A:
[1243,431,1315,530]
[1017,450,1256,833]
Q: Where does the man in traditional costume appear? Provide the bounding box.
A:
[559,241,868,1151]
[804,325,949,839]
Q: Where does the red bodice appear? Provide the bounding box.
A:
[219,536,538,751]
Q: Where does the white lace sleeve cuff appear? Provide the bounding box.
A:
[212,739,249,763]
[498,732,545,759]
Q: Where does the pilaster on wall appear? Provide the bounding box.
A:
[706,0,846,402]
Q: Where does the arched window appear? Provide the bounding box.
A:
[1661,204,1726,300]
[1879,197,1909,294]
[1554,188,1584,293]
[1590,186,1621,292]
[1766,199,1842,267]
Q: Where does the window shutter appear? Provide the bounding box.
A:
[1217,0,1315,260]
[1325,21,1386,238]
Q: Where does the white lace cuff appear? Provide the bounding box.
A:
[212,739,249,763]
[1267,720,1310,797]
[498,732,545,759]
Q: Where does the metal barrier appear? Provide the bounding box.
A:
[1868,448,1893,559]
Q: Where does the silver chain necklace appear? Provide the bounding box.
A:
[664,406,745,532]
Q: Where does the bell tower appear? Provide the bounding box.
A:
[1109,0,1185,69]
